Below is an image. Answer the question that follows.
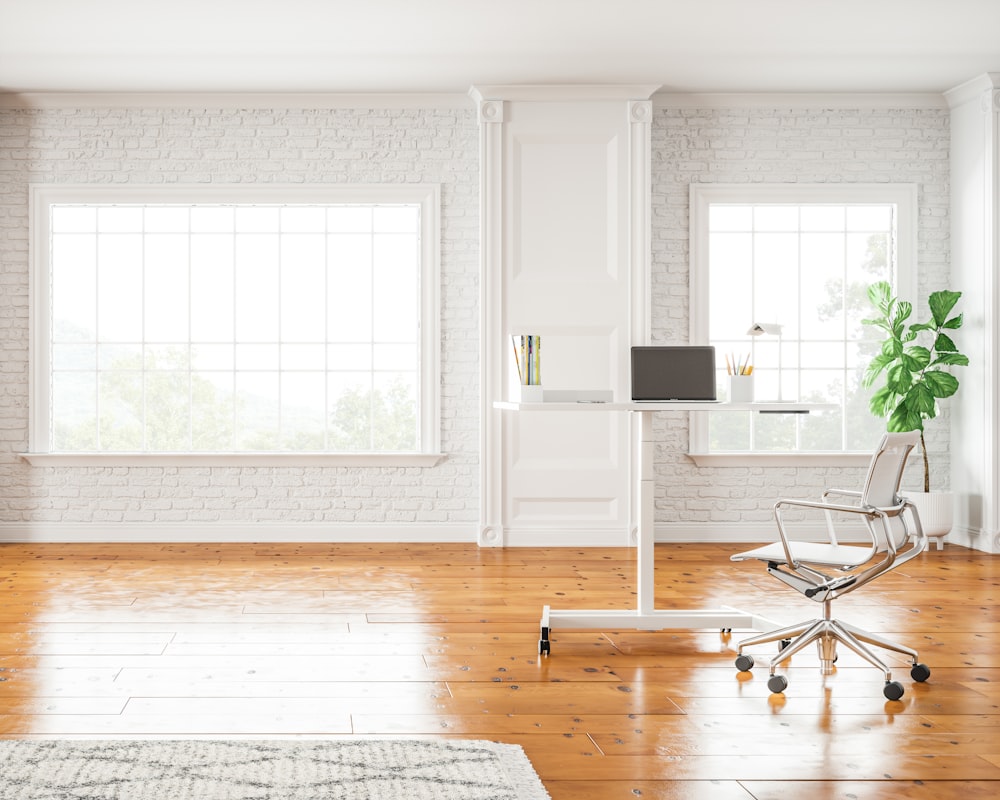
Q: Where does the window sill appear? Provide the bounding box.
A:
[18,452,448,468]
[688,452,873,468]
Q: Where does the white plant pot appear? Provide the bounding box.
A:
[903,491,954,550]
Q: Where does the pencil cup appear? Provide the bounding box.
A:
[515,384,545,403]
[729,375,754,403]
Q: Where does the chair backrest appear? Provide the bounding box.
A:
[860,431,920,548]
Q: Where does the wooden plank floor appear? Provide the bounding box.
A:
[0,541,998,799]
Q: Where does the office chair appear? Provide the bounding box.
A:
[731,431,931,700]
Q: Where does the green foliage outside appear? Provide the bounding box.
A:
[53,347,418,453]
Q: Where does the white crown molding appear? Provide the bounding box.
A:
[1,89,956,112]
[654,91,948,110]
[943,73,1000,109]
[470,84,660,102]
[0,92,473,110]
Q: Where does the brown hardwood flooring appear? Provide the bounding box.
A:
[0,540,998,799]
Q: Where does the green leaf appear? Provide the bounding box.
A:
[942,313,963,330]
[886,363,912,394]
[934,332,957,353]
[931,352,969,367]
[887,402,923,432]
[868,385,898,418]
[923,370,960,398]
[881,338,903,359]
[891,300,912,333]
[928,290,961,327]
[867,281,892,311]
[862,353,895,386]
[902,346,931,370]
[907,383,937,415]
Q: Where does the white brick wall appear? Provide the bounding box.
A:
[0,104,480,535]
[651,105,952,524]
[0,99,955,540]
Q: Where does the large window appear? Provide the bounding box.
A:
[29,185,441,464]
[690,184,917,459]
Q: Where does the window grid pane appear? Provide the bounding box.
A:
[707,201,897,453]
[49,202,422,453]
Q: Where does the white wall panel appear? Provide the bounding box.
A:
[475,88,654,545]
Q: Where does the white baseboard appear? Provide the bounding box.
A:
[1,520,993,551]
[498,527,634,548]
[0,522,476,544]
[499,522,856,547]
[943,524,1000,554]
[656,522,861,545]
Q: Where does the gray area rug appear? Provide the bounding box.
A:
[0,739,551,799]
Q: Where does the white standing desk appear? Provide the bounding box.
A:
[494,400,829,654]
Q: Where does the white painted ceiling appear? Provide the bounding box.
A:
[2,0,999,96]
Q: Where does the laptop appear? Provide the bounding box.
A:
[630,346,720,402]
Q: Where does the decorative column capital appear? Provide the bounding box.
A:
[479,99,504,125]
[629,100,652,125]
[980,88,1000,113]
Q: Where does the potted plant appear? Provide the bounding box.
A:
[861,281,969,545]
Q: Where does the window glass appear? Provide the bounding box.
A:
[36,188,437,456]
[692,185,914,454]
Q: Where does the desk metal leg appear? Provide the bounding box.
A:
[636,410,656,616]
[538,410,778,655]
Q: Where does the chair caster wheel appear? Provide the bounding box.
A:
[735,654,754,672]
[883,680,905,700]
[767,674,788,694]
[910,663,931,682]
[538,640,551,656]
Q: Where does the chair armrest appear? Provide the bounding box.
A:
[775,498,887,516]
[822,488,862,501]
[773,498,903,565]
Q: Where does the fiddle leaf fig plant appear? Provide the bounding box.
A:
[861,281,968,492]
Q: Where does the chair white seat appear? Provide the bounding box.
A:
[732,541,872,568]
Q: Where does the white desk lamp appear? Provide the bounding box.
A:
[747,322,784,401]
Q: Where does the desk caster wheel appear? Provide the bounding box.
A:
[910,663,930,682]
[767,674,788,694]
[735,654,754,672]
[538,639,551,656]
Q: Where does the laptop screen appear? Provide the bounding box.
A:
[630,346,718,401]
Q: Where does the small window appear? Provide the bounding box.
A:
[30,185,440,461]
[690,183,917,456]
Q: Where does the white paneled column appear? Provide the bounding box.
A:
[474,85,656,547]
[946,73,1000,554]
[474,95,506,547]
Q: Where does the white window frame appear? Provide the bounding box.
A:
[25,184,443,467]
[689,183,917,466]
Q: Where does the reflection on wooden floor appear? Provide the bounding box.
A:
[0,541,998,799]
